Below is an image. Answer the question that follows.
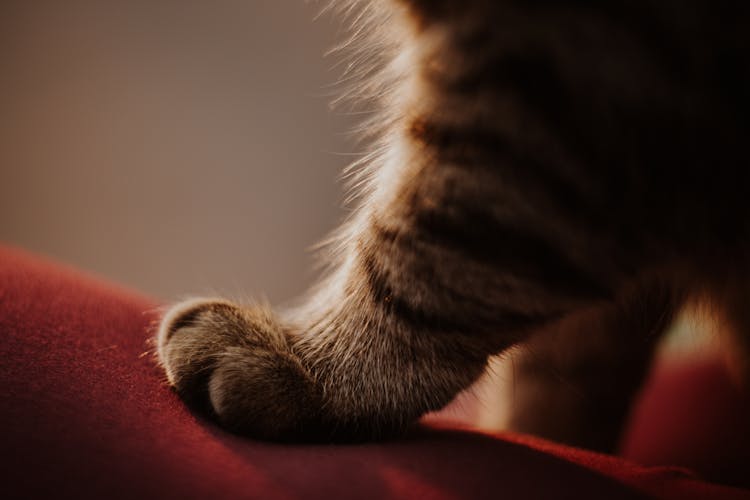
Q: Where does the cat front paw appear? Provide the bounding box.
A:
[156,299,322,440]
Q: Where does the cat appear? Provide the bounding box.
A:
[156,0,750,448]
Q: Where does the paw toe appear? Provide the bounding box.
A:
[157,299,235,385]
[208,346,321,440]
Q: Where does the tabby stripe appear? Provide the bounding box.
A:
[441,50,569,114]
[358,238,547,334]
[430,38,676,176]
[427,39,610,172]
[410,205,612,300]
[408,118,604,229]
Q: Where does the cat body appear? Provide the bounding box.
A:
[157,0,750,447]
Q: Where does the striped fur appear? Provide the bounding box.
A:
[157,0,750,444]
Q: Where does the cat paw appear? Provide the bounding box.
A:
[156,299,322,440]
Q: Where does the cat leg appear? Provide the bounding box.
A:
[156,131,616,442]
[506,283,679,452]
[157,282,505,441]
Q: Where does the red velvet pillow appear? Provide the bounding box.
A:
[1,245,747,499]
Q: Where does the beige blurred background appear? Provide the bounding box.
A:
[0,0,356,303]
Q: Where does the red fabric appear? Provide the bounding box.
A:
[1,244,748,499]
[621,356,750,488]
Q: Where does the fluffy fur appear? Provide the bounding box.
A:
[157,0,750,447]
